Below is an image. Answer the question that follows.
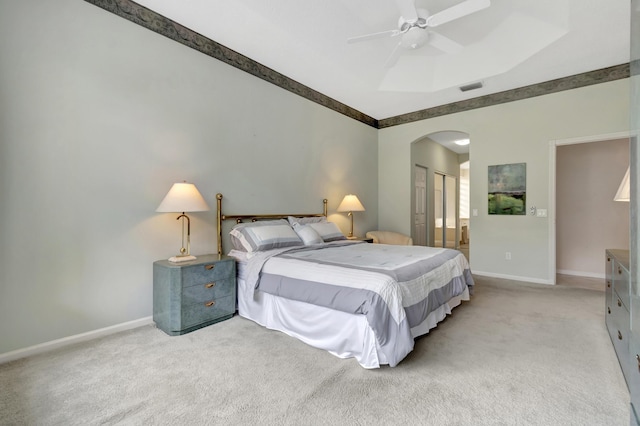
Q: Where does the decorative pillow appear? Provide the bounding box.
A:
[291,222,324,246]
[308,221,346,242]
[287,216,327,226]
[230,219,302,252]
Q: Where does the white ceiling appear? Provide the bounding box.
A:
[133,0,629,123]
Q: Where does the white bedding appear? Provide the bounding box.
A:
[237,275,469,368]
[231,243,472,368]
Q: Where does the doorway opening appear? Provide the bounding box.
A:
[410,131,469,252]
[550,132,630,286]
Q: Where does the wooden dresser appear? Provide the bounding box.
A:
[153,254,236,336]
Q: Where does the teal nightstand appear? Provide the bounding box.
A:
[153,254,236,336]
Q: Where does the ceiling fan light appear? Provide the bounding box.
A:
[401,27,429,49]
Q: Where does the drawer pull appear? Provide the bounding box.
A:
[608,307,611,314]
[205,264,215,271]
[618,299,622,307]
[607,280,611,288]
[205,282,216,289]
[618,267,622,275]
[618,330,623,340]
[205,300,216,308]
[607,257,611,262]
[636,354,640,372]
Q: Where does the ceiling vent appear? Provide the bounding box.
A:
[459,81,483,92]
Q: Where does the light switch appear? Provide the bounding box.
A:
[472,209,478,217]
[536,209,547,217]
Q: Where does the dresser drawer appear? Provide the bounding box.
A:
[181,259,235,288]
[182,277,235,304]
[181,294,235,330]
[609,297,630,384]
[613,262,630,310]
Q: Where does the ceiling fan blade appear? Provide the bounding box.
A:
[394,0,418,22]
[347,29,401,44]
[428,31,463,53]
[384,42,404,68]
[426,0,490,28]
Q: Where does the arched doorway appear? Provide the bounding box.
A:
[410,131,469,254]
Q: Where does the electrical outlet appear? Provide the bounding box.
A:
[505,252,511,260]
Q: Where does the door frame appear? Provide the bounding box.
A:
[548,130,631,284]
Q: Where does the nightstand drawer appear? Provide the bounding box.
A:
[181,294,235,330]
[181,260,234,287]
[182,277,234,304]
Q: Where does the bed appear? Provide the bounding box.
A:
[216,194,473,368]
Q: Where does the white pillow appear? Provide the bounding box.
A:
[288,216,327,226]
[308,221,346,242]
[291,222,324,246]
[230,219,302,252]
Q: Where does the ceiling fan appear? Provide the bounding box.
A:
[348,0,491,67]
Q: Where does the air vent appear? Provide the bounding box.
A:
[459,81,483,92]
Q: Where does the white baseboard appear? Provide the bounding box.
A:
[472,270,554,285]
[556,269,605,279]
[0,316,154,365]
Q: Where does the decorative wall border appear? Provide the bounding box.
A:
[378,64,630,128]
[84,0,629,130]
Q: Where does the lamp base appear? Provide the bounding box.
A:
[168,255,197,263]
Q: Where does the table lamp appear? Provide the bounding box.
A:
[614,167,630,202]
[337,194,365,239]
[156,182,210,262]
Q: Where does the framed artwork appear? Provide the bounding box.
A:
[488,163,526,215]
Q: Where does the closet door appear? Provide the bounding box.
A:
[414,166,428,246]
[434,173,444,247]
[445,175,457,248]
[434,173,458,248]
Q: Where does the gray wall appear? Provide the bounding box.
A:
[0,0,378,354]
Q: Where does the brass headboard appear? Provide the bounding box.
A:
[216,193,328,255]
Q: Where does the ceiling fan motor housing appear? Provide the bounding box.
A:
[398,9,430,49]
[402,27,429,49]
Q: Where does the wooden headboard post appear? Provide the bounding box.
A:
[216,193,328,255]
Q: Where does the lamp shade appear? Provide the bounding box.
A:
[156,182,210,213]
[337,194,365,212]
[614,167,630,202]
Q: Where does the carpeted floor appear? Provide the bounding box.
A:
[0,276,630,425]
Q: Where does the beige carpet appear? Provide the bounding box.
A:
[0,277,629,425]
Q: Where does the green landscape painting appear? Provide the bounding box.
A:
[488,163,526,215]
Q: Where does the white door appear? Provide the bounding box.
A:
[414,166,427,246]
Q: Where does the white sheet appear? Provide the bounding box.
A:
[235,253,470,369]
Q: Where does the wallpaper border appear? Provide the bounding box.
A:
[84,0,629,130]
[378,64,630,128]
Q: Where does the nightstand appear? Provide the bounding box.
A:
[153,254,236,336]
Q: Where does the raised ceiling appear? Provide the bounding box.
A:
[130,0,629,121]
